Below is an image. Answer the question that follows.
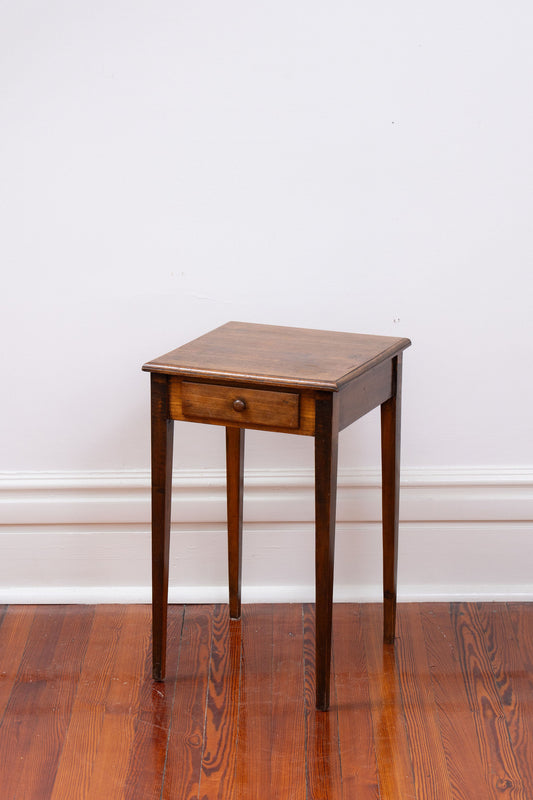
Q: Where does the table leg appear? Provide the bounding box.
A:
[314,393,339,711]
[226,427,245,619]
[151,374,174,681]
[381,354,403,644]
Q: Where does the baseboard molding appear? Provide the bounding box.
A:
[3,578,533,605]
[2,465,532,524]
[1,467,532,603]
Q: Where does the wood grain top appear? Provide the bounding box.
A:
[142,321,411,391]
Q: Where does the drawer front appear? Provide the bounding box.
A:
[181,381,300,429]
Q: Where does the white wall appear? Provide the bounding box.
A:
[1,1,532,602]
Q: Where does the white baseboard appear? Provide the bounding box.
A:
[1,467,532,604]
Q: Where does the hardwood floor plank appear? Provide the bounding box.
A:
[270,603,306,800]
[0,606,95,800]
[475,603,533,797]
[508,602,533,766]
[50,605,131,799]
[234,604,274,799]
[162,605,214,800]
[1,601,532,799]
[80,605,152,800]
[303,602,316,711]
[362,603,417,800]
[452,603,525,799]
[0,606,35,721]
[304,602,343,800]
[199,604,241,800]
[420,604,496,800]
[333,604,379,800]
[52,604,183,800]
[508,603,533,671]
[395,604,453,800]
[122,604,184,800]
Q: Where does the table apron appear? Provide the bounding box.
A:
[338,359,394,431]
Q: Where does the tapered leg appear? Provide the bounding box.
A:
[314,393,339,711]
[226,426,245,619]
[381,355,403,644]
[151,373,174,681]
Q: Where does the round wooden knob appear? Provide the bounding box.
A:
[232,398,246,412]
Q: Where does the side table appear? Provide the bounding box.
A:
[143,321,410,710]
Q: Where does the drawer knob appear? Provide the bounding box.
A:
[232,398,246,412]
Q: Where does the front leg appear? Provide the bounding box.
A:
[226,426,245,619]
[314,392,339,711]
[381,355,403,644]
[151,373,174,681]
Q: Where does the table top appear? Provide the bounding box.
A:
[143,321,411,391]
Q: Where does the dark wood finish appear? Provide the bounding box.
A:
[182,381,300,429]
[150,373,174,681]
[143,320,411,391]
[381,354,402,643]
[169,375,317,435]
[2,603,533,799]
[144,322,411,709]
[338,359,393,431]
[226,427,244,619]
[314,392,339,711]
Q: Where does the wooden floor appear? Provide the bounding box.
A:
[0,603,532,799]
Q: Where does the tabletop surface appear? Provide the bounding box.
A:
[143,321,411,391]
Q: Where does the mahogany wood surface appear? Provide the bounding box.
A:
[145,322,411,709]
[181,381,300,429]
[314,393,339,711]
[150,373,174,681]
[169,376,317,436]
[142,321,410,391]
[380,355,402,643]
[1,603,533,799]
[226,427,244,619]
[338,360,393,432]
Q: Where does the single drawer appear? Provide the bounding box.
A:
[181,381,300,429]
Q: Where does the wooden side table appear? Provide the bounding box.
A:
[143,321,410,710]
